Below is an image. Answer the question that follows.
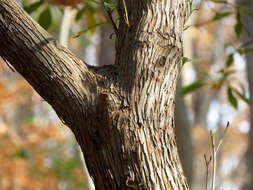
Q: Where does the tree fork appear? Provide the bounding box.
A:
[0,0,189,189]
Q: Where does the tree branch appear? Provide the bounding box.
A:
[0,0,189,189]
[0,0,99,127]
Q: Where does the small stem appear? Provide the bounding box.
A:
[209,122,229,190]
[122,0,129,27]
[100,0,118,35]
[216,122,229,154]
[210,131,216,190]
[204,154,211,190]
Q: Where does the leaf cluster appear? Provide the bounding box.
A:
[181,0,253,109]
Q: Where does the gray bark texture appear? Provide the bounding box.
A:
[0,0,188,189]
[239,0,253,189]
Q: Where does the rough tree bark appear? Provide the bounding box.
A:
[0,0,188,189]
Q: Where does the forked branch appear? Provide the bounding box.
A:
[204,122,230,190]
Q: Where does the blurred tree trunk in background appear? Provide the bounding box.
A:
[211,18,226,183]
[0,0,189,189]
[191,5,224,130]
[239,1,253,189]
[175,79,193,186]
[98,25,115,66]
[191,2,212,129]
[174,20,195,186]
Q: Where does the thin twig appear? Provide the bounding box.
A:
[204,154,212,190]
[210,130,216,190]
[208,122,230,190]
[99,0,118,35]
[122,0,130,27]
[216,121,230,154]
[238,38,253,49]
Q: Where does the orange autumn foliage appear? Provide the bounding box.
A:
[0,59,86,190]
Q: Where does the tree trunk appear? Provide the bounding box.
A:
[175,79,193,186]
[239,1,253,189]
[0,0,188,189]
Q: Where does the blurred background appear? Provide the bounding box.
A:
[0,0,253,189]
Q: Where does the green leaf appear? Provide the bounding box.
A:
[200,71,210,76]
[210,0,227,4]
[224,69,236,77]
[182,57,201,66]
[126,183,144,190]
[239,7,253,17]
[234,13,243,37]
[38,7,52,30]
[212,12,231,21]
[87,0,100,5]
[104,2,118,8]
[181,81,206,96]
[185,0,196,24]
[53,157,80,179]
[240,82,246,95]
[24,0,44,14]
[218,69,226,82]
[237,48,253,55]
[85,12,97,34]
[23,115,35,124]
[12,148,31,159]
[122,0,129,26]
[85,4,96,14]
[75,6,87,21]
[234,89,250,105]
[226,54,234,67]
[224,43,236,49]
[237,48,243,55]
[218,69,236,82]
[74,23,104,37]
[239,1,252,6]
[244,48,253,53]
[227,86,238,109]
